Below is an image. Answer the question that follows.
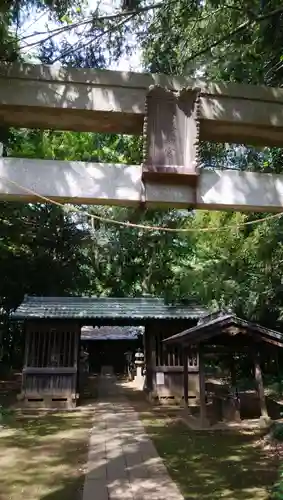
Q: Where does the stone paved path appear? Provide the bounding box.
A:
[82,373,184,500]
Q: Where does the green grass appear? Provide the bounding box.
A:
[0,409,93,500]
[139,412,279,500]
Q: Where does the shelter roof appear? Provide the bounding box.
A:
[12,295,207,321]
[81,326,143,341]
[164,311,283,347]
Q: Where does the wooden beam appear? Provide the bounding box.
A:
[2,157,283,212]
[23,367,76,374]
[2,63,283,145]
[251,333,283,348]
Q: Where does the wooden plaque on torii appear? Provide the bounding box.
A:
[142,85,201,185]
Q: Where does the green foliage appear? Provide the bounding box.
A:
[0,200,89,308]
[272,464,283,499]
[176,210,283,323]
[142,0,283,87]
[0,405,14,426]
[271,423,283,441]
[7,129,142,165]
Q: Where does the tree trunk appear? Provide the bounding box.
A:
[253,347,268,418]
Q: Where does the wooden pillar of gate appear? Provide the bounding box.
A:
[183,347,189,408]
[199,343,208,426]
[144,324,155,394]
[230,354,241,422]
[142,85,201,188]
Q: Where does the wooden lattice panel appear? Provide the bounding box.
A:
[154,330,183,367]
[142,85,201,184]
[26,326,77,368]
[21,321,80,408]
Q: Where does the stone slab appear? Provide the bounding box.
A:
[83,479,108,500]
[82,375,184,500]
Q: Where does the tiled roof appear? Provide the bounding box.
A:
[164,311,283,346]
[81,326,143,341]
[12,296,207,320]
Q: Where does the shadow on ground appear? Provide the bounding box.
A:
[119,380,280,500]
[0,374,280,500]
[0,408,93,500]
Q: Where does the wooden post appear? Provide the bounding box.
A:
[151,329,157,394]
[253,347,268,418]
[199,343,208,426]
[183,347,189,408]
[230,354,241,422]
[74,327,79,371]
[21,324,29,398]
[75,325,80,396]
[144,324,154,392]
[23,326,29,369]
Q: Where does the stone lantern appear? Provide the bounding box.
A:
[134,348,145,384]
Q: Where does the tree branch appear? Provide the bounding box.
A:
[19,2,163,48]
[51,13,137,64]
[186,5,283,63]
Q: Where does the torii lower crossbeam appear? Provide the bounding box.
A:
[1,158,283,212]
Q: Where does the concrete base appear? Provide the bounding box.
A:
[20,395,76,409]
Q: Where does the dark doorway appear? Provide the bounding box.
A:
[81,326,144,374]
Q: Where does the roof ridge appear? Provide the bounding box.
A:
[23,295,206,305]
[25,295,164,300]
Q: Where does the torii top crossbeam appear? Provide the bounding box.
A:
[1,62,283,213]
[1,62,283,146]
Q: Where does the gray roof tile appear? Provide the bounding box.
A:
[12,296,207,320]
[164,312,283,345]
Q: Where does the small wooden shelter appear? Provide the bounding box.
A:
[12,295,207,408]
[164,311,283,426]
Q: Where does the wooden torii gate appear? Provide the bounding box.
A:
[1,62,283,212]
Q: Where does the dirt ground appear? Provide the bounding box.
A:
[0,373,282,500]
[0,408,94,500]
[0,372,94,500]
